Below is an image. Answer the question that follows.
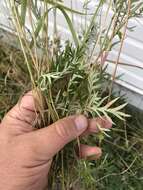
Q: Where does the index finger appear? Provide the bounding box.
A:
[82,116,112,136]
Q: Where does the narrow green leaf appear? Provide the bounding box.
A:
[104,97,120,109]
[97,96,108,107]
[58,7,79,47]
[21,0,28,26]
[111,103,128,112]
[40,0,86,15]
[81,0,104,47]
[115,111,131,117]
[30,9,52,48]
[112,113,125,121]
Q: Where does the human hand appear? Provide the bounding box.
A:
[0,92,112,190]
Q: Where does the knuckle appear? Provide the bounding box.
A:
[54,121,75,142]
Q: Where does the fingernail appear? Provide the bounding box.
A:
[74,115,88,131]
[87,151,102,160]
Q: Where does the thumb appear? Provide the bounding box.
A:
[27,115,88,159]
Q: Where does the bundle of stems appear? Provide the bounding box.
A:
[6,0,143,189]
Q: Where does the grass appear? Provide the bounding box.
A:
[1,0,143,189]
[0,41,30,120]
[0,41,143,189]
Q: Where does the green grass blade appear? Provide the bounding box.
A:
[40,0,86,15]
[30,5,79,47]
[81,0,104,47]
[58,7,79,47]
[20,0,28,26]
[30,8,53,48]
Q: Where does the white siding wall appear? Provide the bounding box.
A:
[0,0,143,108]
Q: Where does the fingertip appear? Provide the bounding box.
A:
[79,144,102,160]
[19,92,35,110]
[88,116,112,133]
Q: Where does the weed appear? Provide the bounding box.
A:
[1,0,143,189]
